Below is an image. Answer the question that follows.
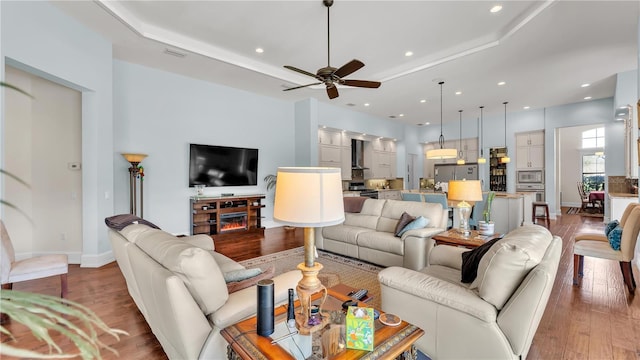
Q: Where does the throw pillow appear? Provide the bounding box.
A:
[607,225,622,250]
[223,268,263,283]
[397,216,430,237]
[394,212,416,237]
[604,220,619,237]
[226,266,275,293]
[460,238,501,283]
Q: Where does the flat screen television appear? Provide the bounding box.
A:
[189,144,258,187]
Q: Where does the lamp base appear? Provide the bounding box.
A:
[295,262,328,335]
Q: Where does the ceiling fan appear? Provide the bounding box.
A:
[283,0,381,99]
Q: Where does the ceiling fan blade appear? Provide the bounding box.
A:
[326,84,339,99]
[283,82,322,91]
[333,59,365,78]
[342,79,381,88]
[284,65,321,80]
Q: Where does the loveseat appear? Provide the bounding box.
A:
[378,225,561,359]
[315,198,448,270]
[108,224,302,359]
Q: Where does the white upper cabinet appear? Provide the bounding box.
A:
[516,131,544,169]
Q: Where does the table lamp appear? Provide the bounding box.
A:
[273,167,345,334]
[448,180,483,236]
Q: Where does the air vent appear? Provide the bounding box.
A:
[346,103,356,107]
[163,48,186,58]
[389,115,396,119]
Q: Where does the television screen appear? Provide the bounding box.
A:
[189,144,258,187]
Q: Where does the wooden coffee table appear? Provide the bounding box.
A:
[221,286,423,359]
[433,229,502,249]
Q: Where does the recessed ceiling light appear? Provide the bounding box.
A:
[584,96,592,100]
[581,83,590,88]
[425,122,430,125]
[497,81,506,86]
[420,99,427,103]
[362,133,367,136]
[255,48,264,53]
[405,51,413,57]
[399,114,404,117]
[523,106,530,110]
[322,125,327,128]
[455,91,462,95]
[393,138,397,141]
[490,5,503,13]
[364,103,370,107]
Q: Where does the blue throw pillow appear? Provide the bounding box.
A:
[397,216,430,236]
[604,220,619,237]
[607,225,622,251]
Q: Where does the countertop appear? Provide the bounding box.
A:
[608,192,638,198]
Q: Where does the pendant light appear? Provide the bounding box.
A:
[477,106,487,164]
[426,81,457,159]
[457,110,465,165]
[501,101,511,163]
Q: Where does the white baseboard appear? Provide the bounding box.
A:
[80,250,115,268]
[562,202,581,208]
[15,251,83,264]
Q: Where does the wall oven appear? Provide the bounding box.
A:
[517,170,543,184]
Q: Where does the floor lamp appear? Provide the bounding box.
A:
[122,153,147,218]
[273,167,344,334]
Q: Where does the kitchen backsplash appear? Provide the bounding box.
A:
[608,176,638,194]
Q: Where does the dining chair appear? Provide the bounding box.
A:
[401,192,423,202]
[424,193,452,228]
[577,182,592,211]
[0,220,68,298]
[468,192,489,230]
[573,202,640,293]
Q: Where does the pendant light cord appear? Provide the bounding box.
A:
[479,106,484,157]
[458,110,463,158]
[439,81,445,149]
[503,102,508,154]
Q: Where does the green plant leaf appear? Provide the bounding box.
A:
[1,81,34,98]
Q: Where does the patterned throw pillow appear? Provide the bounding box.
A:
[397,216,430,237]
[604,220,619,237]
[607,225,622,251]
[394,212,416,237]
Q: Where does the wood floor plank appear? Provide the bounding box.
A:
[1,209,639,359]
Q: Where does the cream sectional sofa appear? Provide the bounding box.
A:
[108,224,301,360]
[315,198,448,270]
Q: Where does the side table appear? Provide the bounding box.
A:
[432,229,503,249]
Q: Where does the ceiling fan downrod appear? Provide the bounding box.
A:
[325,0,333,68]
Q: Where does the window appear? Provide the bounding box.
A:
[582,154,605,191]
[581,127,605,149]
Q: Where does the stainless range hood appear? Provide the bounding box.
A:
[351,139,368,169]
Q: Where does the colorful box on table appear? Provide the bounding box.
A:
[345,306,374,351]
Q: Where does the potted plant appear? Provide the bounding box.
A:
[478,191,496,235]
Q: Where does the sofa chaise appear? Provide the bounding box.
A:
[315,198,448,270]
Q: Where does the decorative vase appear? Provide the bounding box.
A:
[478,221,495,236]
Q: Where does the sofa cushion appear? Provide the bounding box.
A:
[119,224,156,243]
[323,225,374,245]
[397,216,430,237]
[377,200,444,233]
[470,225,552,310]
[357,231,404,255]
[394,212,415,237]
[212,251,245,273]
[135,229,229,315]
[343,199,386,230]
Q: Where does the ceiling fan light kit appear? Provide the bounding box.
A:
[282,0,381,99]
[427,81,457,160]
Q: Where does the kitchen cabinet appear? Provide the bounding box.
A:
[365,139,397,179]
[318,129,351,180]
[516,131,544,169]
[609,194,638,221]
[378,190,401,200]
[491,195,524,234]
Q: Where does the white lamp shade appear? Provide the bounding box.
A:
[273,167,345,227]
[426,148,457,160]
[447,180,483,202]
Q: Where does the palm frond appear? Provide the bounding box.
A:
[1,81,34,98]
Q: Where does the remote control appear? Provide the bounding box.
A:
[350,289,368,301]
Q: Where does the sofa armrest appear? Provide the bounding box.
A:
[210,270,302,328]
[401,227,445,270]
[401,227,444,241]
[574,232,607,242]
[429,245,470,270]
[378,267,496,322]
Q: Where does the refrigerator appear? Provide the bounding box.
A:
[434,164,478,184]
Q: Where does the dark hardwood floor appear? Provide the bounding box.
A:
[1,211,639,359]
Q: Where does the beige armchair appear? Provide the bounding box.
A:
[0,220,68,298]
[573,202,640,293]
[378,225,561,359]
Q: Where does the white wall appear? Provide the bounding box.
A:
[4,67,83,262]
[2,1,114,266]
[113,60,294,233]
